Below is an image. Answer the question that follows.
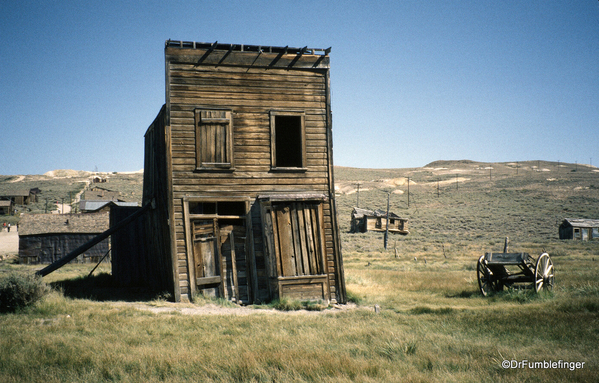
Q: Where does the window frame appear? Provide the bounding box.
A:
[194,107,234,171]
[269,110,307,171]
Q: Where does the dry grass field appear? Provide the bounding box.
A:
[1,160,598,382]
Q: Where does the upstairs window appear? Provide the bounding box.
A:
[195,108,233,170]
[270,111,306,170]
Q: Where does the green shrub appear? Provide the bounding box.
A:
[345,290,363,305]
[0,272,50,313]
[268,298,326,311]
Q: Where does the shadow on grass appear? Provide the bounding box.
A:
[50,272,169,302]
[446,290,479,298]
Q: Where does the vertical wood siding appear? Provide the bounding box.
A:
[142,106,177,298]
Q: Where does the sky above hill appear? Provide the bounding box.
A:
[1,1,598,175]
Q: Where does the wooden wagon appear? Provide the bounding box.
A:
[476,251,554,296]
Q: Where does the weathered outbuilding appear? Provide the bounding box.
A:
[559,218,599,240]
[139,40,345,304]
[18,212,110,264]
[0,200,13,215]
[350,207,409,234]
[1,189,37,205]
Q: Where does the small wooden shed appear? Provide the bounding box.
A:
[18,212,110,264]
[0,200,13,215]
[350,207,409,234]
[559,218,599,240]
[139,40,345,304]
[2,189,36,205]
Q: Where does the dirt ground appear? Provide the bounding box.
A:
[114,302,357,316]
[0,229,18,258]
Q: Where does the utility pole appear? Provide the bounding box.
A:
[384,192,390,250]
[437,180,440,198]
[407,177,410,208]
[356,183,360,208]
[45,198,48,214]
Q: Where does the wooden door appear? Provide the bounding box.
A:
[261,201,329,301]
[269,202,325,277]
[192,220,222,297]
[192,219,248,302]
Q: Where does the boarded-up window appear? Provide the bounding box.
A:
[263,202,325,277]
[270,111,305,169]
[195,109,233,169]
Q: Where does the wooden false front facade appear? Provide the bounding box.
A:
[143,41,345,304]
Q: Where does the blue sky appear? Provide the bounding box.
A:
[1,0,598,175]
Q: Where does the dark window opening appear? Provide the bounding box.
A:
[218,202,246,216]
[275,116,302,167]
[189,201,245,217]
[189,202,216,215]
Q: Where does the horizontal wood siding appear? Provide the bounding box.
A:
[162,47,342,303]
[18,234,109,264]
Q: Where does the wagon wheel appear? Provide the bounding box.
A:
[534,253,554,293]
[477,255,497,296]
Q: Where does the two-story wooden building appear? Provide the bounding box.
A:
[142,41,345,304]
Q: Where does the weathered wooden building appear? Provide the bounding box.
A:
[140,40,345,304]
[18,212,110,264]
[559,218,599,240]
[350,207,409,234]
[1,189,37,205]
[0,200,13,215]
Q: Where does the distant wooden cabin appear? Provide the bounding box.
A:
[18,212,109,264]
[0,200,13,215]
[92,176,107,183]
[2,189,37,205]
[350,207,409,234]
[137,40,345,304]
[559,218,599,240]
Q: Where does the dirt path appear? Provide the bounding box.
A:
[114,301,358,316]
[8,175,25,183]
[0,229,19,258]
